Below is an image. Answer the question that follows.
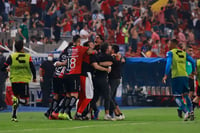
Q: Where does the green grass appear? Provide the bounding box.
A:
[0,107,199,133]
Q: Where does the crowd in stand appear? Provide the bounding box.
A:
[0,0,200,57]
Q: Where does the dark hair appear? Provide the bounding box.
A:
[165,39,170,44]
[97,34,104,41]
[22,18,27,23]
[83,41,92,47]
[171,39,178,45]
[73,35,80,43]
[15,40,24,52]
[112,45,119,53]
[100,43,109,54]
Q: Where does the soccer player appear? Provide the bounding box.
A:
[192,59,200,110]
[1,40,36,122]
[177,45,195,118]
[162,39,196,121]
[52,35,95,120]
[44,57,67,119]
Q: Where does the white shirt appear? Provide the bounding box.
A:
[4,2,10,14]
[80,29,89,45]
[31,0,37,4]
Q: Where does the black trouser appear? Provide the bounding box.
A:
[40,79,53,107]
[0,81,7,108]
[109,78,120,111]
[91,77,115,111]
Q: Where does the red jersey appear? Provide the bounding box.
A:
[116,31,125,44]
[101,0,111,15]
[59,45,88,75]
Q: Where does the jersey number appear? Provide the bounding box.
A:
[16,54,26,63]
[67,58,76,69]
[176,50,184,58]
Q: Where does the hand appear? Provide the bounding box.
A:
[162,75,167,84]
[62,60,68,65]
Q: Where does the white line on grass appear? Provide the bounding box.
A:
[0,122,147,133]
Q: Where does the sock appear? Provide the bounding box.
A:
[66,96,77,113]
[175,96,187,113]
[12,96,19,118]
[54,97,66,113]
[47,99,58,113]
[184,95,193,112]
[60,97,70,113]
[12,109,17,118]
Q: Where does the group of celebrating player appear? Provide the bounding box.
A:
[42,34,125,121]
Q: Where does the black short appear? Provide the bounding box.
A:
[188,78,195,92]
[63,76,80,93]
[12,83,29,98]
[197,86,200,96]
[53,78,65,94]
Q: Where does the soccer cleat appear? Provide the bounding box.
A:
[58,113,64,120]
[184,112,190,121]
[51,111,59,119]
[48,115,54,120]
[190,112,195,121]
[11,117,18,122]
[74,114,83,120]
[104,114,116,121]
[12,96,19,110]
[67,111,73,120]
[177,109,183,118]
[44,111,50,119]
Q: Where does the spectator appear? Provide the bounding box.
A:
[130,24,138,53]
[18,18,29,45]
[30,0,37,16]
[72,24,80,36]
[53,17,62,43]
[80,24,94,45]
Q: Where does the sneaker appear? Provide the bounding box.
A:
[104,114,116,121]
[177,109,183,118]
[115,115,123,120]
[12,96,19,110]
[94,110,100,120]
[184,112,190,121]
[52,111,59,119]
[11,117,18,122]
[120,113,125,120]
[190,112,195,121]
